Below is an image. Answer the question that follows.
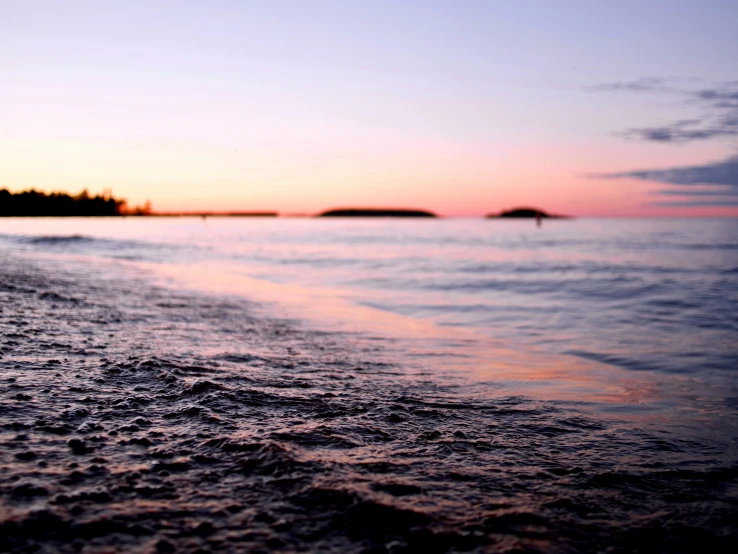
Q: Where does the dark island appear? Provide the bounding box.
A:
[318,208,437,218]
[485,207,570,219]
[0,188,128,217]
[0,188,154,217]
[0,188,278,217]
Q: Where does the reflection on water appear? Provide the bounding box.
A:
[1,249,736,553]
[0,216,736,423]
[1,219,737,552]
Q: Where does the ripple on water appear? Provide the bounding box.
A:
[0,251,737,552]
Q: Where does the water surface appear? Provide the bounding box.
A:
[1,216,736,419]
[1,217,737,552]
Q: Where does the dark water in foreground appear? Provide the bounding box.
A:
[0,218,737,552]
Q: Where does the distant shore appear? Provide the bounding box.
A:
[2,189,568,219]
[318,208,437,218]
[152,212,279,217]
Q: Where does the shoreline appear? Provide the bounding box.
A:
[1,250,737,552]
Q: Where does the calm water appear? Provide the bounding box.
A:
[1,217,737,405]
[2,217,736,369]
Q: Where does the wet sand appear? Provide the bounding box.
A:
[1,251,736,553]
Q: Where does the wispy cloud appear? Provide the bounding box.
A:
[590,78,738,143]
[651,200,738,207]
[588,77,682,94]
[657,188,738,197]
[599,155,738,187]
[594,155,738,207]
[590,77,738,206]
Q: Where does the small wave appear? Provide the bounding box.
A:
[24,234,94,245]
[565,350,674,373]
[682,243,738,251]
[8,233,186,265]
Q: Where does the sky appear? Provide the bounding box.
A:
[1,0,737,216]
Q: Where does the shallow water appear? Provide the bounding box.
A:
[1,250,737,552]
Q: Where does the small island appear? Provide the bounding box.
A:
[485,207,570,219]
[318,208,438,218]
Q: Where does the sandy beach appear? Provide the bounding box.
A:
[1,249,737,553]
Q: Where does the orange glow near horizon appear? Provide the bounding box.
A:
[2,135,735,217]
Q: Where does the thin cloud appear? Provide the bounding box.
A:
[652,200,738,207]
[590,78,738,206]
[588,77,678,94]
[656,188,738,197]
[599,155,738,187]
[591,78,738,143]
[594,155,738,207]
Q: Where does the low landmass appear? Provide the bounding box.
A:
[154,212,278,217]
[319,208,437,218]
[0,188,150,217]
[485,207,571,219]
[0,189,279,218]
[1,190,570,221]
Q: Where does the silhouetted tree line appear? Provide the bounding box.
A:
[0,188,151,216]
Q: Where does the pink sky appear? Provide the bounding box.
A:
[2,133,734,217]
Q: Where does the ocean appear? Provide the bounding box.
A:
[1,216,737,552]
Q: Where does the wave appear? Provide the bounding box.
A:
[0,232,173,268]
[23,234,95,245]
[565,349,738,373]
[2,233,181,264]
[565,350,681,373]
[682,243,738,251]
